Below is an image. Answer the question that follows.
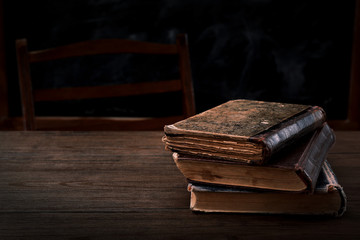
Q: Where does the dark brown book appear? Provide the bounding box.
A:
[173,123,335,192]
[163,99,326,164]
[188,161,347,217]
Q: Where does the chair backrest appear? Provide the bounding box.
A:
[16,34,196,130]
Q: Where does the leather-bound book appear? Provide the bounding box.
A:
[163,99,326,165]
[173,123,335,192]
[188,161,347,217]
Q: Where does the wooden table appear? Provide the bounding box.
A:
[0,131,359,239]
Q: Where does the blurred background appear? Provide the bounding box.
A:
[0,0,357,127]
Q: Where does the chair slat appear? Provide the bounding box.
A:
[33,79,183,102]
[29,39,178,63]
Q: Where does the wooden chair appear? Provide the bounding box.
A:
[16,34,196,130]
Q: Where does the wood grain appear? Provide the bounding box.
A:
[0,131,359,239]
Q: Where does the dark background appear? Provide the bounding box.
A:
[3,0,356,119]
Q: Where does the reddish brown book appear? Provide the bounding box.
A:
[173,123,335,192]
[188,161,347,217]
[163,99,326,165]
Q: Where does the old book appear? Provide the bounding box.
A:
[188,161,347,217]
[173,123,335,192]
[163,99,326,164]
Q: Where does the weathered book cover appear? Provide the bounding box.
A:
[164,99,326,164]
[188,160,347,217]
[173,123,335,192]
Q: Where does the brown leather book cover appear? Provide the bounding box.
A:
[164,99,326,164]
[173,123,335,192]
[188,160,347,217]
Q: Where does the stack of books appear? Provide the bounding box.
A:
[163,99,346,216]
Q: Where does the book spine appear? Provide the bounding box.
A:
[250,106,326,163]
[295,123,335,192]
[321,161,347,217]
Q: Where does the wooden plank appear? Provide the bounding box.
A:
[0,131,165,151]
[33,79,183,101]
[29,39,178,63]
[0,171,188,212]
[1,211,360,240]
[0,131,359,239]
[0,131,186,212]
